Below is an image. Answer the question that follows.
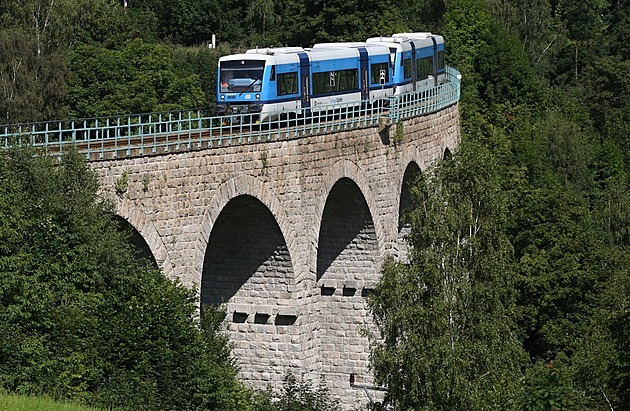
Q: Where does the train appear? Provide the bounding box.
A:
[215,33,445,123]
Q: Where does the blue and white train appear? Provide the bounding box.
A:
[367,32,445,93]
[215,33,445,122]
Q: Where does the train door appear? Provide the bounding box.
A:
[431,36,438,87]
[358,48,369,102]
[298,52,311,111]
[410,42,417,91]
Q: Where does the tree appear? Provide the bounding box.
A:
[250,373,341,411]
[367,141,527,410]
[67,40,206,117]
[0,147,247,410]
[0,28,68,123]
[557,0,609,81]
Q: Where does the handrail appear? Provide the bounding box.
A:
[1,67,460,161]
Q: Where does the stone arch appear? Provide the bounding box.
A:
[198,177,300,389]
[393,143,432,263]
[194,175,298,293]
[398,161,421,230]
[310,159,386,279]
[316,177,378,283]
[444,146,453,160]
[115,196,174,279]
[313,161,382,403]
[201,194,294,308]
[396,161,422,263]
[113,215,157,268]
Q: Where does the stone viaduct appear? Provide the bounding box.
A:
[88,103,460,409]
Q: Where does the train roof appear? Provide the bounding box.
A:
[245,47,305,55]
[366,34,440,49]
[393,32,445,45]
[392,32,433,39]
[219,45,376,66]
[219,52,300,65]
[313,42,370,48]
[312,42,391,55]
[366,36,407,44]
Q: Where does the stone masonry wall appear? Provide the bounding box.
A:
[89,103,460,409]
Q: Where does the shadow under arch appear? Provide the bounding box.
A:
[113,196,174,279]
[316,177,377,283]
[444,146,453,160]
[114,215,158,269]
[398,161,422,232]
[201,194,294,308]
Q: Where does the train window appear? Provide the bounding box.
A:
[270,65,276,81]
[371,62,389,84]
[337,69,357,91]
[438,51,445,70]
[220,60,265,92]
[277,72,298,95]
[312,69,358,95]
[416,56,433,79]
[403,58,412,79]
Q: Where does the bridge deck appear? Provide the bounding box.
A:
[1,67,460,161]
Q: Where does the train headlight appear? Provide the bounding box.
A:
[220,94,225,101]
[255,94,261,100]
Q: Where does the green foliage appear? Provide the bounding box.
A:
[522,358,588,410]
[115,170,129,196]
[0,0,157,123]
[130,0,247,46]
[368,141,527,410]
[0,29,69,123]
[0,147,247,410]
[250,373,340,411]
[393,122,404,145]
[0,392,103,410]
[67,40,207,118]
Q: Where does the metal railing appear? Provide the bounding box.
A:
[1,67,460,161]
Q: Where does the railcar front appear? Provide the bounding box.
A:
[216,50,303,123]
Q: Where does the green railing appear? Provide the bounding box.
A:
[1,67,460,161]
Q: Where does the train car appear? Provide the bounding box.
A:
[215,48,302,122]
[215,43,393,123]
[366,32,445,94]
[311,42,394,102]
[393,32,446,86]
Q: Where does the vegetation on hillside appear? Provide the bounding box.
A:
[0,0,628,410]
[368,0,629,409]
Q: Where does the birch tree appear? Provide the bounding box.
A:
[367,141,527,410]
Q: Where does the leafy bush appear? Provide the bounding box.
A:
[0,147,246,410]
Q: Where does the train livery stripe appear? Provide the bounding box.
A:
[297,52,311,110]
[431,36,438,87]
[358,47,369,101]
[410,42,417,92]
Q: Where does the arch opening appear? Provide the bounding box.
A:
[316,178,378,284]
[316,177,379,397]
[114,215,158,268]
[397,162,422,263]
[201,194,294,309]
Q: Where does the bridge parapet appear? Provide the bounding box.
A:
[1,67,460,161]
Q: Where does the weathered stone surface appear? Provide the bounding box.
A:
[90,104,460,410]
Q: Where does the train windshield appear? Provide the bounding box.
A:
[220,60,265,93]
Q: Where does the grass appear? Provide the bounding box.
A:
[0,393,102,411]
